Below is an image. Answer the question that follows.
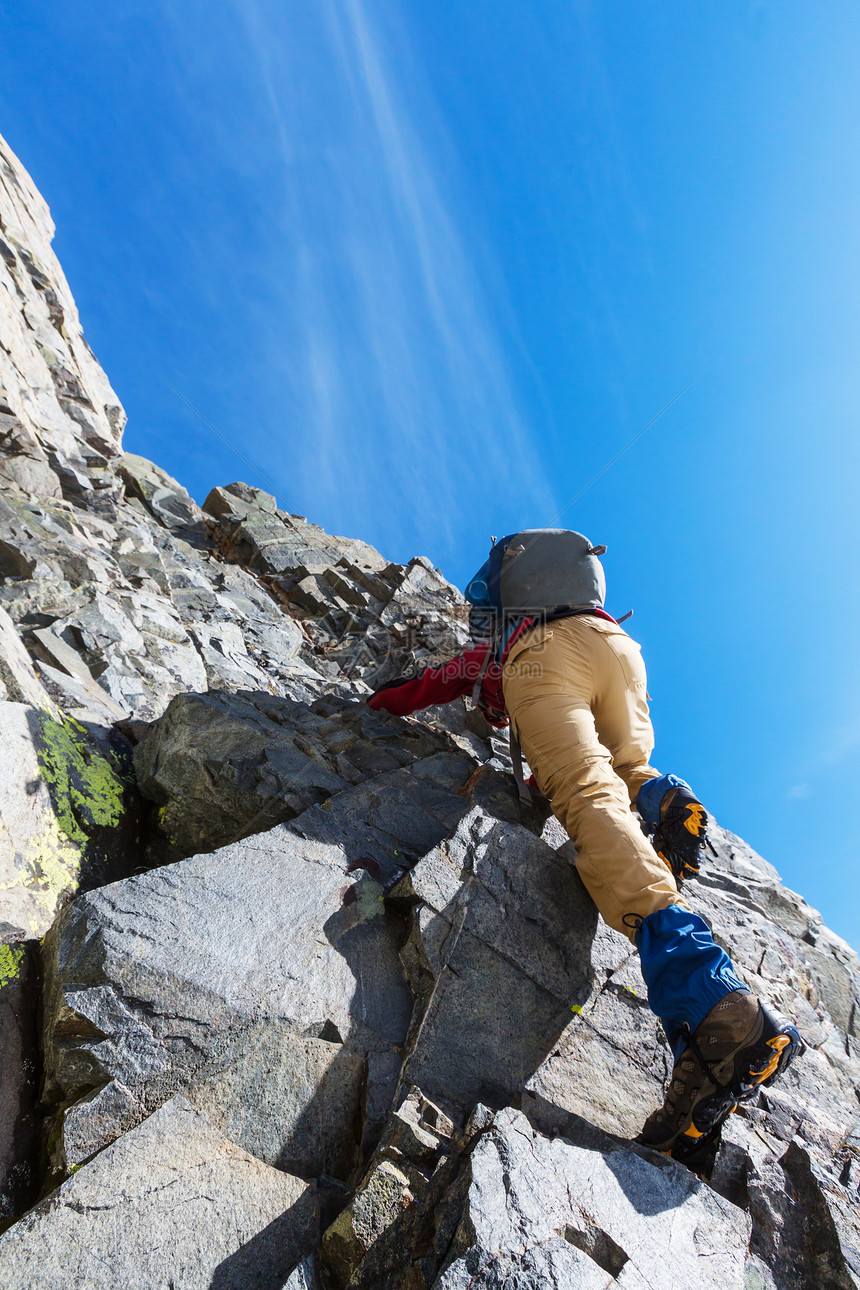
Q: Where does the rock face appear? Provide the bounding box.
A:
[41,826,414,1172]
[0,943,39,1222]
[0,129,858,1289]
[0,700,140,941]
[133,688,466,861]
[390,808,628,1117]
[204,482,470,689]
[0,134,124,502]
[436,1107,752,1290]
[0,1096,318,1289]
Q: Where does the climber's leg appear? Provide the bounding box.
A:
[636,904,750,1056]
[586,622,710,882]
[503,615,804,1166]
[502,621,683,940]
[636,925,804,1159]
[502,620,756,1008]
[584,618,664,808]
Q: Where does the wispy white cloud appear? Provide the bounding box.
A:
[823,714,860,766]
[783,709,860,801]
[228,0,555,563]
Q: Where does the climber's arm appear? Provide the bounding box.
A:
[367,645,490,717]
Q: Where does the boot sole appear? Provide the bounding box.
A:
[671,1010,805,1166]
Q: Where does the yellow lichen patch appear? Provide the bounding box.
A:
[156,804,180,848]
[34,712,127,847]
[23,814,82,918]
[0,943,25,991]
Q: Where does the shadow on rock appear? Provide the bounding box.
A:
[321,893,415,1150]
[386,808,605,1126]
[209,1200,319,1290]
[0,943,42,1228]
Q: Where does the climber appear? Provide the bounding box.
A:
[368,529,804,1169]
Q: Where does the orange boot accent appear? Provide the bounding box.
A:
[749,1034,790,1083]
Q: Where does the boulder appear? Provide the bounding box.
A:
[133,688,460,859]
[390,808,630,1122]
[434,1107,752,1290]
[42,824,414,1170]
[0,1096,318,1289]
[0,701,140,940]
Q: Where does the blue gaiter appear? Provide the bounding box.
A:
[636,773,692,826]
[636,904,749,1061]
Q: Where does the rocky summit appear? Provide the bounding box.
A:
[0,129,857,1290]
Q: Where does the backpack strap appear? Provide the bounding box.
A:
[471,645,494,706]
[509,727,534,807]
[470,619,534,806]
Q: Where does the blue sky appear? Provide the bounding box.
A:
[1,1,859,950]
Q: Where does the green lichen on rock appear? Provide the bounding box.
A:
[2,712,137,929]
[33,712,127,847]
[0,944,25,992]
[21,817,83,934]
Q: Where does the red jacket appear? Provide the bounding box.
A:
[368,640,511,726]
[367,609,617,727]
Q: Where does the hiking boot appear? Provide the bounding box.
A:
[637,990,804,1164]
[652,784,709,883]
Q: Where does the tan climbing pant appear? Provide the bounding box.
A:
[501,615,687,941]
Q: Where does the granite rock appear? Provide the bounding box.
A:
[747,1137,860,1289]
[0,700,140,940]
[0,132,124,506]
[41,824,414,1169]
[390,807,625,1121]
[0,1096,318,1289]
[133,687,460,858]
[434,1107,752,1290]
